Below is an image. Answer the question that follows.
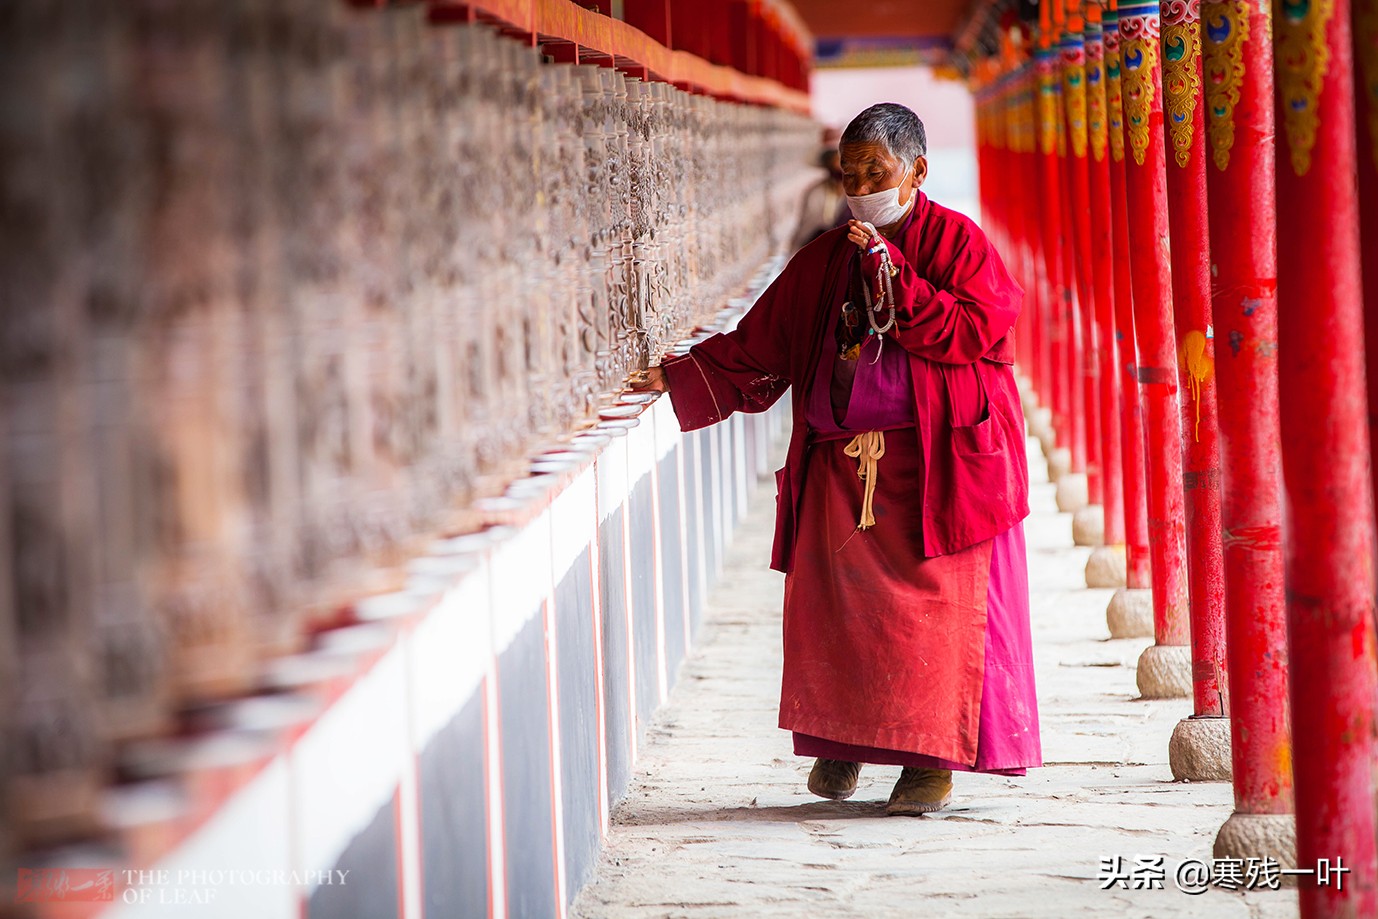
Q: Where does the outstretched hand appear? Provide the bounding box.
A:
[626,366,668,394]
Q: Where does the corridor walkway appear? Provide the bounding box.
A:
[571,434,1298,919]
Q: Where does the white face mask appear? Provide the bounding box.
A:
[846,163,914,228]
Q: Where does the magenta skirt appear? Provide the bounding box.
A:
[793,522,1042,776]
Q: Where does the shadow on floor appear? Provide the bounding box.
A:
[612,799,938,826]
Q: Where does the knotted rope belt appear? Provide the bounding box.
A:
[842,430,886,530]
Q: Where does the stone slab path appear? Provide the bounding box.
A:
[572,437,1298,919]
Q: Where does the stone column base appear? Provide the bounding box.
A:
[1046,446,1070,481]
[1137,644,1191,699]
[1085,545,1126,588]
[1106,587,1153,638]
[1054,472,1088,512]
[1072,504,1104,546]
[1214,813,1297,874]
[1169,716,1232,782]
[1035,417,1058,457]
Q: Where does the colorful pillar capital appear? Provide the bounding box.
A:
[1119,1,1164,165]
[1201,1,1251,170]
[1161,0,1203,167]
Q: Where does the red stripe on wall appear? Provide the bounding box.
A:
[587,516,611,835]
[394,785,407,919]
[541,598,567,918]
[482,673,503,919]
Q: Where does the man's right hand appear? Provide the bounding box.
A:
[626,365,668,393]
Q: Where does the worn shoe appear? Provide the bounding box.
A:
[807,758,861,800]
[886,767,953,815]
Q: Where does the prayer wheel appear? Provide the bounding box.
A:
[0,0,817,853]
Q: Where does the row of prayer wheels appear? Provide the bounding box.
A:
[0,0,817,853]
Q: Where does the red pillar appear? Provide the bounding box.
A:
[1118,1,1191,647]
[1058,116,1089,479]
[1085,7,1127,548]
[705,0,733,68]
[625,0,672,46]
[1274,0,1378,914]
[1161,1,1227,716]
[1016,69,1041,391]
[997,68,1019,375]
[669,4,706,58]
[1201,0,1293,834]
[1357,0,1378,567]
[1062,16,1104,507]
[1106,7,1154,589]
[1010,66,1039,402]
[729,0,757,75]
[1037,40,1073,448]
[1022,65,1054,409]
[1010,67,1038,390]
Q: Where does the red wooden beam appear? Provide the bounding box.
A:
[419,0,810,112]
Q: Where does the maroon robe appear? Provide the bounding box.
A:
[662,191,1033,766]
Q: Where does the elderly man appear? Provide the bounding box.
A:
[630,102,1041,814]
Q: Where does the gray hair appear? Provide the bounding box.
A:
[840,103,927,165]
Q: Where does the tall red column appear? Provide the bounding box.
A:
[1201,0,1294,865]
[1057,107,1090,484]
[1061,16,1102,518]
[1083,6,1128,578]
[1118,0,1193,697]
[1024,65,1056,418]
[1105,5,1155,606]
[1006,73,1036,385]
[1036,38,1073,468]
[1274,1,1378,914]
[1355,0,1378,531]
[1160,0,1228,738]
[1001,67,1038,395]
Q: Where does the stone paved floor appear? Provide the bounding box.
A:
[572,436,1298,918]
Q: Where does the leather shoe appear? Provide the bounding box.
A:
[807,758,861,800]
[886,767,953,815]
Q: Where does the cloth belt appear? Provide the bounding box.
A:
[842,430,886,530]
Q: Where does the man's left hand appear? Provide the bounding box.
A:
[847,219,881,251]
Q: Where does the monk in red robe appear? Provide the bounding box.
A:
[630,103,1041,814]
